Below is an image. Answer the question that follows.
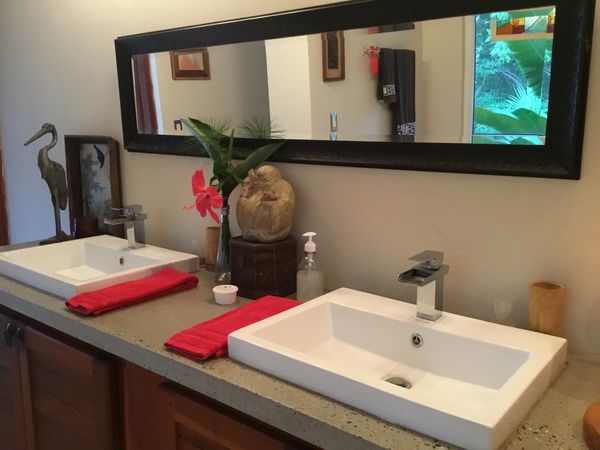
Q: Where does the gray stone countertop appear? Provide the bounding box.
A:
[0,269,598,450]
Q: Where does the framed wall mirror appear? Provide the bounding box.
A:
[115,0,594,179]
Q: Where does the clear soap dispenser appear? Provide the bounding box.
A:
[296,232,324,301]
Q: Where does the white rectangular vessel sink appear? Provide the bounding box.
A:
[0,235,199,298]
[229,288,567,450]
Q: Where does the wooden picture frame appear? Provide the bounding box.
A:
[170,48,210,80]
[321,31,345,81]
[65,136,123,238]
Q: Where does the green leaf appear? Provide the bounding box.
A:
[182,117,237,183]
[512,108,547,134]
[182,116,286,197]
[226,129,234,168]
[472,135,541,145]
[505,84,544,115]
[474,107,545,135]
[181,118,222,166]
[240,116,285,139]
[232,142,285,181]
[505,39,551,93]
[472,135,503,145]
[205,117,231,137]
[182,136,206,155]
[510,137,540,145]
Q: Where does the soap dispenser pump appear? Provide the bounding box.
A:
[297,232,324,301]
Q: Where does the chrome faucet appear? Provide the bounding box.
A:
[397,250,449,321]
[104,205,147,249]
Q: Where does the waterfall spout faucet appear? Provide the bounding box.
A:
[104,205,147,249]
[397,250,449,321]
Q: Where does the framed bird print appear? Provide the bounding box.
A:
[65,136,123,238]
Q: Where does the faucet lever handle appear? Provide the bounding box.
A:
[111,205,144,217]
[409,250,444,268]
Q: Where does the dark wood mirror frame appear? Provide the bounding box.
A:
[115,0,594,179]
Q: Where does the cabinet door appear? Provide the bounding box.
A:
[163,383,298,450]
[121,362,175,450]
[0,313,27,450]
[19,325,118,450]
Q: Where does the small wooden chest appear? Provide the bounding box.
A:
[230,236,297,299]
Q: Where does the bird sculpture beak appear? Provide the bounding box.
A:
[24,127,49,146]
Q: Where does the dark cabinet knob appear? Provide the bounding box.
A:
[4,322,16,347]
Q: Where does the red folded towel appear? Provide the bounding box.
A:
[164,296,300,360]
[66,268,198,316]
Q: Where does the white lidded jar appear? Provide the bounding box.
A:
[296,232,324,301]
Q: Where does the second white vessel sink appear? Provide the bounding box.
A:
[0,235,199,298]
[229,288,567,450]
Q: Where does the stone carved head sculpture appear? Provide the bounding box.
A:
[236,165,295,242]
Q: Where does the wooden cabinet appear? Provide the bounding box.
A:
[122,362,314,450]
[2,307,314,450]
[0,312,27,450]
[0,309,118,450]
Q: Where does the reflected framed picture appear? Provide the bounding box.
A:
[170,48,210,80]
[65,136,123,238]
[321,31,345,81]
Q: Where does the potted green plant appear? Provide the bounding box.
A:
[181,118,285,283]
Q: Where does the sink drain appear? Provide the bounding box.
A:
[385,376,412,389]
[410,333,423,348]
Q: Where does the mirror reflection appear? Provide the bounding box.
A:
[132,6,555,145]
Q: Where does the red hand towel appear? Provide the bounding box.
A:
[66,268,198,316]
[164,296,300,360]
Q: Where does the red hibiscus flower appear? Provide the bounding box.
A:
[183,169,223,223]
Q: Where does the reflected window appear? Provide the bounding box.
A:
[472,7,554,145]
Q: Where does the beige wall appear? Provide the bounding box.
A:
[152,41,270,135]
[270,20,465,142]
[419,17,468,143]
[0,0,599,353]
[306,26,423,141]
[265,36,313,139]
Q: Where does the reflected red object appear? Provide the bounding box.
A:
[366,46,380,77]
[512,18,525,34]
[547,15,555,33]
[370,54,378,76]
